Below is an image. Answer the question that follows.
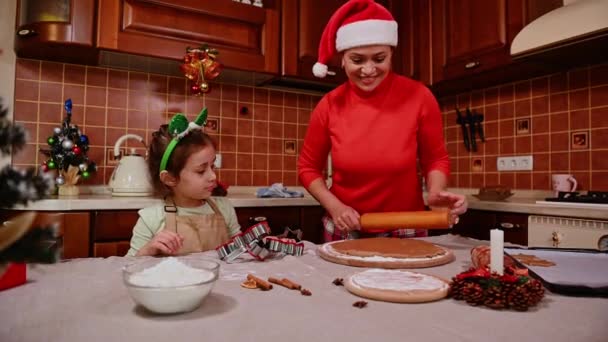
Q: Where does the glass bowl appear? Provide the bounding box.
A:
[122,256,220,314]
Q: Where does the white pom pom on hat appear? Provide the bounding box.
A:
[312,0,398,78]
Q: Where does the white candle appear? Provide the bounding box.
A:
[490,229,504,275]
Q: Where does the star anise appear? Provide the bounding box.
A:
[353,301,368,309]
[332,278,344,286]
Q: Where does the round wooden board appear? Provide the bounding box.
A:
[345,269,449,303]
[317,240,455,269]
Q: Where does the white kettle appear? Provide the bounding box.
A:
[108,134,154,196]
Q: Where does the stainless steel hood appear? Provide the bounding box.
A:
[511,0,608,57]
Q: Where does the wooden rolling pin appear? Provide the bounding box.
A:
[360,210,452,232]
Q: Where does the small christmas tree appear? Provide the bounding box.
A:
[38,99,96,194]
[0,99,59,272]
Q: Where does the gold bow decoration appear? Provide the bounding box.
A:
[179,44,223,95]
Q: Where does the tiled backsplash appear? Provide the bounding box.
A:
[12,58,608,191]
[439,62,608,191]
[12,59,318,186]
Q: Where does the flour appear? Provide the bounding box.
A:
[350,269,448,291]
[321,242,447,262]
[129,257,214,287]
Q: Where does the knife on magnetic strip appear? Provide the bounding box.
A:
[456,108,470,152]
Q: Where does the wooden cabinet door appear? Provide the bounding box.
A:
[15,0,97,64]
[281,0,412,84]
[97,0,280,73]
[451,209,496,241]
[496,212,528,246]
[235,207,301,235]
[94,241,131,258]
[281,0,346,84]
[429,0,526,83]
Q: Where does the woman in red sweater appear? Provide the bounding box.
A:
[298,0,467,241]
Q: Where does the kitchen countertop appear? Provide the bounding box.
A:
[4,187,607,220]
[1,234,607,342]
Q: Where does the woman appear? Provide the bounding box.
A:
[298,0,467,242]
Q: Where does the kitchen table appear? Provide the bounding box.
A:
[1,235,607,342]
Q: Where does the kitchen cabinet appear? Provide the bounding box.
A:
[420,0,561,92]
[450,209,528,245]
[0,205,324,258]
[0,211,90,259]
[96,0,280,73]
[278,0,417,86]
[14,0,98,64]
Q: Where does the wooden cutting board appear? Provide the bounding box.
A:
[318,237,455,269]
[345,269,450,303]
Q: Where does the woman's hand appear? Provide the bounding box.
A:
[137,230,184,256]
[328,203,361,231]
[427,191,468,225]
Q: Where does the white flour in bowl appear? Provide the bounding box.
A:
[129,257,214,287]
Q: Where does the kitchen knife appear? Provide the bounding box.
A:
[360,210,453,232]
[456,108,470,152]
[466,107,477,152]
[473,109,485,142]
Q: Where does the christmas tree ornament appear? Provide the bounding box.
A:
[53,127,61,135]
[78,163,88,171]
[41,164,49,172]
[79,135,88,144]
[81,171,90,179]
[61,139,74,150]
[179,44,222,95]
[72,146,81,155]
[55,175,65,186]
[47,137,56,145]
[47,160,56,169]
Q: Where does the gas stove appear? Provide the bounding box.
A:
[545,191,608,204]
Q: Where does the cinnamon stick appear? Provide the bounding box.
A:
[247,274,273,291]
[268,277,302,290]
[281,278,302,290]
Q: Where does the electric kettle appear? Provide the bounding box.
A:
[108,134,154,196]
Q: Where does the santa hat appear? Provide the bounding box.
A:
[312,0,398,78]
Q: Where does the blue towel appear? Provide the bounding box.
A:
[256,183,304,198]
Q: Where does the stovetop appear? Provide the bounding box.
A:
[545,191,608,204]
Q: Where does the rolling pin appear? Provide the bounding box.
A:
[360,210,452,232]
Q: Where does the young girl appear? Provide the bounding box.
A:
[126,111,240,256]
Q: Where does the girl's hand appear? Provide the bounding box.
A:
[427,191,468,225]
[139,230,184,256]
[329,203,361,231]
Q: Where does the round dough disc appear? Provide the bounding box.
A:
[345,269,449,303]
[318,237,455,268]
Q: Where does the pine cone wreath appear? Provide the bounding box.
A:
[462,282,485,306]
[483,285,507,309]
[523,278,545,306]
[449,277,467,300]
[506,285,532,311]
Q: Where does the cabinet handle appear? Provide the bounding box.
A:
[499,222,517,229]
[17,28,37,37]
[465,61,480,69]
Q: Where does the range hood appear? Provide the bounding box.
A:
[511,0,608,57]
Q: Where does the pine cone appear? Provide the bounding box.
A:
[449,277,468,300]
[506,285,532,311]
[462,282,485,306]
[484,285,506,309]
[523,279,545,307]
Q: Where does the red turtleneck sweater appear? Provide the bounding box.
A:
[298,72,449,215]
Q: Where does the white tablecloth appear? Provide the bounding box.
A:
[1,235,607,342]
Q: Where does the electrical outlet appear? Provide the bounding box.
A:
[497,155,533,171]
[106,148,126,166]
[214,153,222,169]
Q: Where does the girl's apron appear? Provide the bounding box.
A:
[164,198,231,254]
